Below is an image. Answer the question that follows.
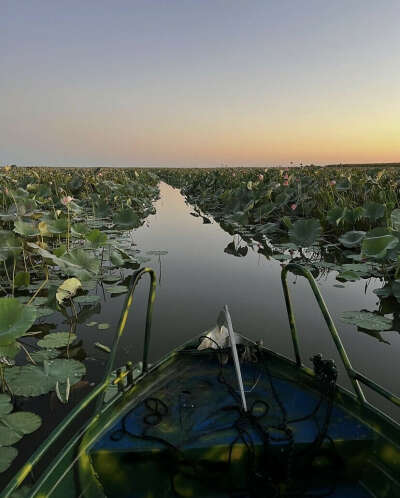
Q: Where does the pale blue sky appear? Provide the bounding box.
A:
[1,1,399,166]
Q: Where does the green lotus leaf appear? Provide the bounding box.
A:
[336,270,360,281]
[86,229,108,247]
[340,311,392,331]
[288,218,322,247]
[391,280,400,302]
[37,332,76,349]
[344,207,364,226]
[361,228,398,259]
[5,359,86,397]
[112,208,140,229]
[1,411,41,437]
[0,394,12,416]
[46,218,68,234]
[0,231,21,261]
[94,199,111,218]
[29,348,59,363]
[74,294,101,305]
[106,285,128,295]
[0,340,19,359]
[391,209,400,231]
[4,365,55,396]
[363,202,385,223]
[335,178,350,191]
[327,206,346,226]
[14,271,30,288]
[46,358,86,385]
[146,250,168,256]
[71,223,90,238]
[61,249,100,280]
[13,220,40,237]
[338,231,366,248]
[68,174,84,193]
[0,426,21,446]
[97,323,110,330]
[110,250,125,266]
[0,446,18,473]
[0,298,36,346]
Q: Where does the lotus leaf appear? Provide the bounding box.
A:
[0,394,12,416]
[98,323,110,330]
[363,202,385,223]
[71,223,90,238]
[110,250,125,266]
[327,207,346,226]
[5,359,86,397]
[0,298,36,345]
[0,446,18,473]
[340,311,392,331]
[13,220,40,237]
[391,209,400,231]
[30,349,59,362]
[74,294,101,305]
[338,231,365,248]
[361,228,398,259]
[106,285,128,295]
[288,219,322,247]
[37,332,76,349]
[86,229,108,247]
[14,271,30,288]
[46,218,68,234]
[113,208,140,229]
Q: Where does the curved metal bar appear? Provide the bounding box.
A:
[1,267,157,498]
[281,263,366,404]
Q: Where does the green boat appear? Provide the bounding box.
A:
[2,264,399,497]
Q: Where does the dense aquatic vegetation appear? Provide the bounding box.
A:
[160,166,400,339]
[0,166,159,472]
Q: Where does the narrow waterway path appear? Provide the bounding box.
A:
[110,182,400,419]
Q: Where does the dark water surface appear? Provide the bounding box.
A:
[111,182,400,416]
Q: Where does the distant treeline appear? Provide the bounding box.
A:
[324,162,400,169]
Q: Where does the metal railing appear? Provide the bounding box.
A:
[1,267,157,498]
[281,263,400,410]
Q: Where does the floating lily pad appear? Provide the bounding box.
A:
[97,323,110,330]
[95,342,111,353]
[0,394,12,416]
[5,359,86,397]
[106,285,128,295]
[30,349,59,362]
[340,311,392,331]
[85,321,98,327]
[74,294,101,305]
[37,332,76,349]
[0,446,18,473]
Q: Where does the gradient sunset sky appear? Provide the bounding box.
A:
[1,1,399,167]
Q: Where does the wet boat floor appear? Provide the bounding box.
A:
[89,352,374,497]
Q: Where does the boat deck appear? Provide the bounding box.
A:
[88,351,376,497]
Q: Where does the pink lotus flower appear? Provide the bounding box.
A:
[291,203,297,210]
[296,178,300,182]
[232,173,236,177]
[283,180,289,187]
[330,180,336,186]
[62,196,73,205]
[258,174,264,181]
[98,172,102,177]
[283,173,289,180]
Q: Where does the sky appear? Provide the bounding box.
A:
[1,0,399,167]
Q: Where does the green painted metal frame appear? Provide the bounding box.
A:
[281,263,400,410]
[1,267,157,498]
